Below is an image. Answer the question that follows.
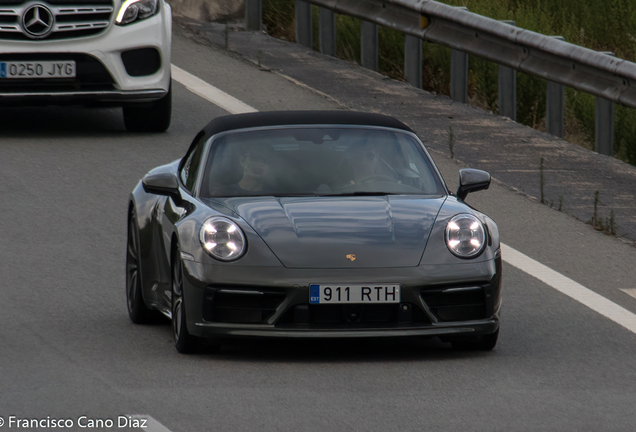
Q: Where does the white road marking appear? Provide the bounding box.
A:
[621,288,636,300]
[130,415,173,432]
[503,244,636,335]
[172,64,636,336]
[171,64,257,114]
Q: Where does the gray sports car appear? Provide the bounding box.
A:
[126,111,502,353]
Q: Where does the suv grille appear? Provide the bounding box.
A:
[0,1,114,40]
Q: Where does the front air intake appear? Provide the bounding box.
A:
[203,288,286,324]
[121,48,161,77]
[420,286,487,322]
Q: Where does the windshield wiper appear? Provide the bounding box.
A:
[273,193,321,197]
[318,192,401,196]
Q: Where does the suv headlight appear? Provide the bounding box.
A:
[116,0,159,25]
[445,214,486,258]
[199,217,247,261]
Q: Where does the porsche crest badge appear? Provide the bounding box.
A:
[346,254,356,261]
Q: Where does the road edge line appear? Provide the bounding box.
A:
[171,64,257,114]
[502,243,636,335]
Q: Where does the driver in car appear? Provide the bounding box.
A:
[209,144,278,196]
[344,141,398,186]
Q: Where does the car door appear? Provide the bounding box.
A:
[157,132,208,307]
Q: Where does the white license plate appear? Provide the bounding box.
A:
[309,284,401,304]
[0,61,76,79]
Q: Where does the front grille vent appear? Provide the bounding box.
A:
[420,286,487,322]
[0,2,113,40]
[276,303,430,328]
[203,288,286,324]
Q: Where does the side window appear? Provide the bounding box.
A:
[180,134,207,193]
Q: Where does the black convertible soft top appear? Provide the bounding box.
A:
[201,110,414,137]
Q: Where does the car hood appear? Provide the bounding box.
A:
[205,196,446,268]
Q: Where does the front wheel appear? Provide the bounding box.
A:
[126,208,156,324]
[126,209,155,324]
[172,249,203,353]
[124,83,172,133]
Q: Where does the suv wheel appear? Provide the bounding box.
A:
[124,82,172,133]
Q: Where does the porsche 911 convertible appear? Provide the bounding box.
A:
[126,111,502,353]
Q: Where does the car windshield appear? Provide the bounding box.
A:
[200,127,446,198]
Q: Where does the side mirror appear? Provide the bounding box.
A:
[142,173,181,203]
[456,168,490,201]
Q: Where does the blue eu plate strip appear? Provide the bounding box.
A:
[0,63,6,79]
[309,284,320,304]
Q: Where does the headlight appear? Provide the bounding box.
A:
[199,217,246,261]
[445,214,486,258]
[116,0,158,25]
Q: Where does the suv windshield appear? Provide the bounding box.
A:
[200,127,446,198]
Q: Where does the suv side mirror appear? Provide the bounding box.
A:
[456,168,491,200]
[142,173,181,203]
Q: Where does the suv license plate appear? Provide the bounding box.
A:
[0,61,76,79]
[309,284,401,304]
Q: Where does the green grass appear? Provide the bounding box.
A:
[261,0,636,165]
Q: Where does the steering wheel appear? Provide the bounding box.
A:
[357,174,396,184]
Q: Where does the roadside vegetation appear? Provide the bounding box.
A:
[262,0,636,166]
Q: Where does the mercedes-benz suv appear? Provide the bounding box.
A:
[0,0,172,132]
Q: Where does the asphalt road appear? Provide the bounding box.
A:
[1,28,636,432]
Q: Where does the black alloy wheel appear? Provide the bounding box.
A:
[172,248,199,354]
[123,82,172,133]
[126,209,155,324]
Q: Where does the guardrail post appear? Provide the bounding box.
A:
[295,0,313,48]
[404,35,422,88]
[595,52,615,156]
[245,0,262,32]
[546,81,565,138]
[361,21,379,71]
[596,97,615,156]
[450,50,469,103]
[318,8,336,56]
[450,7,469,103]
[498,21,516,120]
[545,37,565,138]
[498,66,516,120]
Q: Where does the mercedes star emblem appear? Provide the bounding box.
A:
[22,4,55,39]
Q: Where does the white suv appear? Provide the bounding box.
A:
[0,0,172,132]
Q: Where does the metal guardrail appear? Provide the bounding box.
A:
[245,0,631,156]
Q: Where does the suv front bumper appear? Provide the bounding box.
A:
[0,3,171,105]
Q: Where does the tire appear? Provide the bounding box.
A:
[172,248,200,354]
[123,83,172,133]
[126,208,156,324]
[451,328,499,351]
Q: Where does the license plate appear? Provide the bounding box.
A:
[309,284,401,304]
[0,61,76,79]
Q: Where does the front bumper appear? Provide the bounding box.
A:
[181,257,503,339]
[193,321,500,339]
[0,89,167,105]
[0,4,171,105]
